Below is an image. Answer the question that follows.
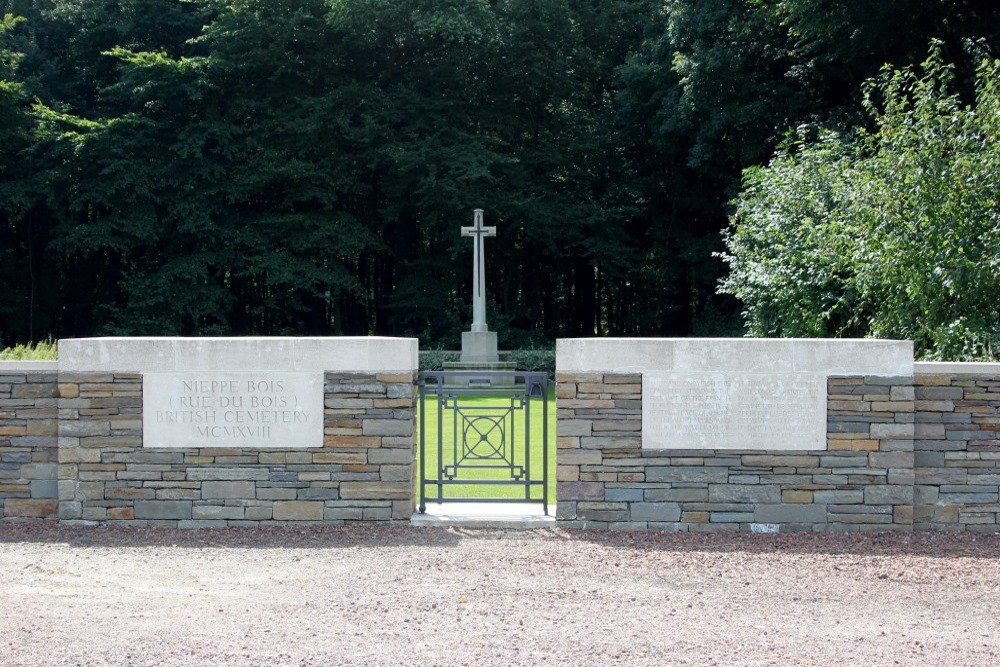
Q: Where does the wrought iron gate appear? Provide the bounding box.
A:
[416,371,551,515]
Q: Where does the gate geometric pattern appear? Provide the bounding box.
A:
[416,371,551,515]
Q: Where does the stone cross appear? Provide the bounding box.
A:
[461,208,496,333]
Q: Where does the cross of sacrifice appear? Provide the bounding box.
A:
[461,208,496,333]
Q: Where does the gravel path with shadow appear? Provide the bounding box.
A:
[1,523,999,666]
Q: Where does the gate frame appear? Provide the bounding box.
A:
[415,371,551,515]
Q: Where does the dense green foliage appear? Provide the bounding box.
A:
[721,47,1000,360]
[0,338,56,359]
[1,1,998,352]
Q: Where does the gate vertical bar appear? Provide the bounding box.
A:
[418,377,426,513]
[437,384,445,504]
[524,390,531,501]
[543,378,549,515]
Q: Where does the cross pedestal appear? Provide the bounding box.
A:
[460,330,499,364]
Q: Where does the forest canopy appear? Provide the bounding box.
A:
[1,0,997,357]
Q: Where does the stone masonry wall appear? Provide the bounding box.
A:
[0,369,58,520]
[555,373,915,532]
[57,371,416,526]
[914,372,1000,532]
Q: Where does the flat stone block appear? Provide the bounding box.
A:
[605,488,644,502]
[828,439,880,451]
[177,520,227,529]
[361,419,413,437]
[202,480,256,499]
[58,501,82,519]
[916,469,967,485]
[630,502,681,522]
[58,383,80,399]
[708,484,780,504]
[646,467,728,483]
[272,501,324,520]
[557,421,593,437]
[4,498,58,518]
[60,421,111,437]
[367,449,414,465]
[12,384,57,399]
[26,419,58,437]
[75,481,106,501]
[556,465,579,481]
[31,479,59,498]
[742,455,819,468]
[645,488,709,502]
[324,436,382,448]
[754,504,826,524]
[864,485,913,505]
[256,487,298,501]
[313,452,368,465]
[580,436,640,449]
[814,490,864,504]
[299,487,340,500]
[56,447,102,464]
[132,500,193,520]
[186,468,269,481]
[560,399,616,409]
[915,400,956,412]
[21,462,57,479]
[192,505,245,520]
[557,481,604,501]
[914,423,946,439]
[940,492,999,504]
[556,501,577,519]
[339,481,410,500]
[578,508,628,522]
[325,507,364,520]
[592,420,641,432]
[782,490,813,503]
[156,488,201,500]
[869,452,914,468]
[710,512,754,523]
[558,449,603,466]
[870,423,914,439]
[378,465,412,482]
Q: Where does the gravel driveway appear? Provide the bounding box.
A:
[1,523,999,666]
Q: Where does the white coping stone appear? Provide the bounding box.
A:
[914,361,1000,375]
[57,337,419,372]
[143,371,324,448]
[0,360,59,371]
[556,338,913,375]
[556,338,914,451]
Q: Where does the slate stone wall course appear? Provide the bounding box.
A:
[555,372,916,532]
[0,371,58,520]
[913,373,1000,532]
[55,371,416,526]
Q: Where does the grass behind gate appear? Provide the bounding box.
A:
[416,389,557,505]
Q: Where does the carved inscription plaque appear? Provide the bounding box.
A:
[643,372,826,450]
[142,372,323,448]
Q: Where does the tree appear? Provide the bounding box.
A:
[720,46,1000,360]
[0,12,32,345]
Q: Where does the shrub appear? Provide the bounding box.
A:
[0,339,58,360]
[418,349,460,371]
[504,349,555,375]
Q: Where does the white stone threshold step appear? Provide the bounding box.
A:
[411,502,556,529]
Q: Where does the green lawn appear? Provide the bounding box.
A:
[415,388,557,508]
